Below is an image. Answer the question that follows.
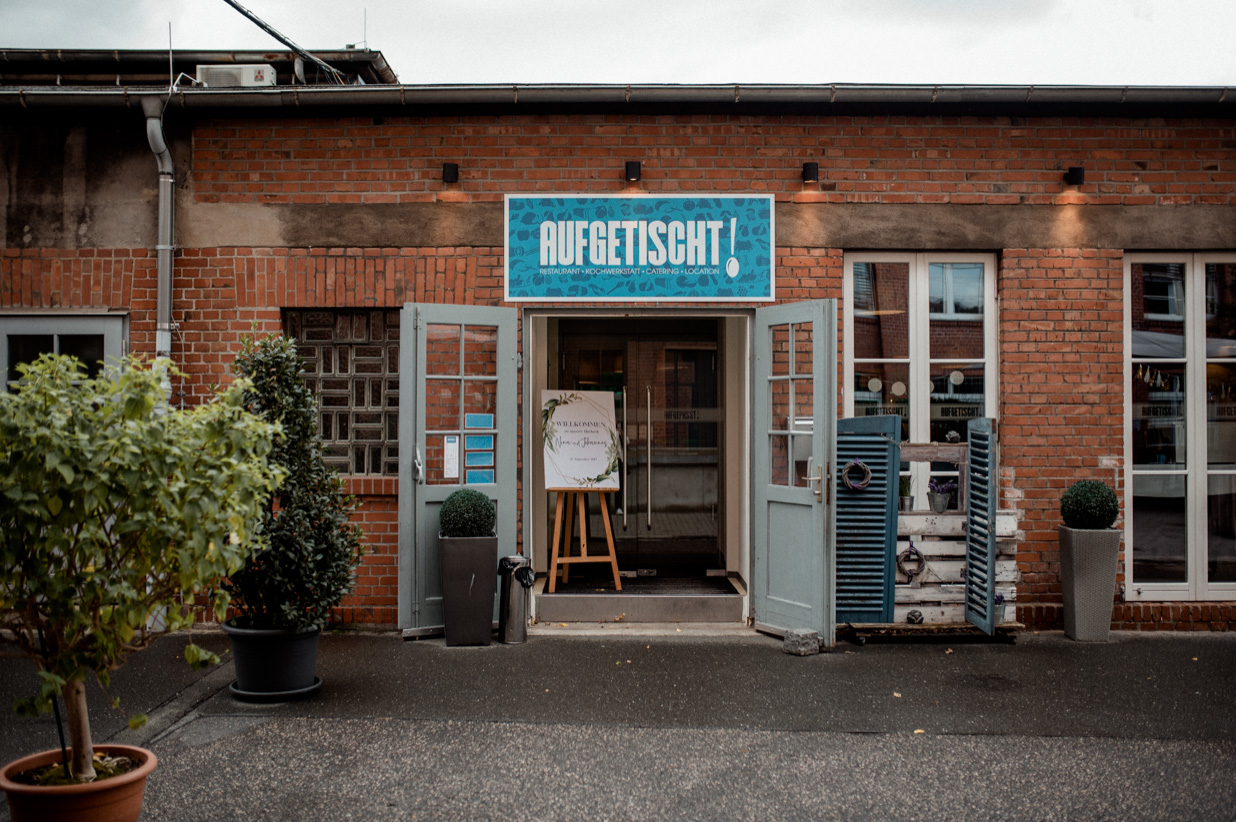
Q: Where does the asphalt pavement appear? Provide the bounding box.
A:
[1,626,1233,821]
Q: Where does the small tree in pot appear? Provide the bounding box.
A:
[224,333,365,699]
[0,355,280,819]
[439,488,498,646]
[1059,479,1121,641]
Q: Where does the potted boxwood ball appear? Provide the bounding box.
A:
[439,488,499,646]
[223,334,365,700]
[1059,479,1121,641]
[0,355,281,821]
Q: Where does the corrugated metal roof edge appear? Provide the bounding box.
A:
[0,83,1229,108]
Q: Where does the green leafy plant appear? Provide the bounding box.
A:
[0,354,282,781]
[1060,480,1120,530]
[225,333,365,632]
[440,488,496,538]
[899,475,912,496]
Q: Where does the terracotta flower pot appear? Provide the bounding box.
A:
[0,744,157,822]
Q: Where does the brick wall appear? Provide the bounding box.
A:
[192,114,1236,206]
[998,248,1128,630]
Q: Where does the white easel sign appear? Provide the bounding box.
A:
[540,390,621,490]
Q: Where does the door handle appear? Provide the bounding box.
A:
[621,388,628,530]
[806,456,824,503]
[413,444,425,484]
[646,384,653,531]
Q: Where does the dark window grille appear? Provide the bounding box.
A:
[284,310,400,476]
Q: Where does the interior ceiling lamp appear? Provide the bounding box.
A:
[1063,166,1085,186]
[625,161,642,182]
[442,162,460,183]
[802,162,819,183]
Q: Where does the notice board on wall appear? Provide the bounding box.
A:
[540,390,621,491]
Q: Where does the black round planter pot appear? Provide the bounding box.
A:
[221,619,322,701]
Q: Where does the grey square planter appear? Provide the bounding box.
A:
[1059,526,1120,641]
[439,535,498,646]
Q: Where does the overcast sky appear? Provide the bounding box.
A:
[2,0,1234,86]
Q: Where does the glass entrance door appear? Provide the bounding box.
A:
[558,318,723,573]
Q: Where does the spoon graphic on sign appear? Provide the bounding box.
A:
[725,217,740,277]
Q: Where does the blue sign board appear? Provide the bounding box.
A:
[505,195,774,302]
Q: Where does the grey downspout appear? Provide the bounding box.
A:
[140,95,174,365]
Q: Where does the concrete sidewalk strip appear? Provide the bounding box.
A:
[3,630,1235,822]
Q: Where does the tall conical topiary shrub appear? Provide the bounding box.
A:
[226,333,365,631]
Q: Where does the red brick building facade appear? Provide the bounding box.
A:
[3,50,1234,633]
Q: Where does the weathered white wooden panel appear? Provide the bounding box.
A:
[895,538,1017,560]
[896,559,1020,586]
[897,511,1020,538]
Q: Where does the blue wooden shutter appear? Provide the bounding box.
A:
[964,418,999,634]
[835,415,899,624]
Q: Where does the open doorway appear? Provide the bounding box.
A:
[529,313,750,622]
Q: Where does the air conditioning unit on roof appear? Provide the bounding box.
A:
[196,64,277,88]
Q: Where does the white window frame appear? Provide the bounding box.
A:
[0,312,128,388]
[843,253,998,497]
[1124,252,1236,602]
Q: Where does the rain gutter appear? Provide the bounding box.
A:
[1,83,1230,109]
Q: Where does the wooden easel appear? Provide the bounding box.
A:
[547,488,622,593]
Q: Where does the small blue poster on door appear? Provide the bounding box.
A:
[505,195,774,302]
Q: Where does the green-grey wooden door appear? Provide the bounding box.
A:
[751,300,837,645]
[398,304,519,634]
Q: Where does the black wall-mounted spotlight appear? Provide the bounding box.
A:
[1063,166,1085,186]
[625,161,642,182]
[442,162,460,183]
[802,162,819,183]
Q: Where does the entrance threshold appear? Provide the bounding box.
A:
[533,575,746,624]
[528,621,755,638]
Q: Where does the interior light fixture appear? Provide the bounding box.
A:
[625,161,641,182]
[1063,166,1085,186]
[802,162,819,183]
[442,162,459,183]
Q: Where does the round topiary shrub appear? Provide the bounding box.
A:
[440,488,496,537]
[1060,480,1119,530]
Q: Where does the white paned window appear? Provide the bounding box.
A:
[843,253,998,505]
[1,314,127,389]
[1125,253,1236,601]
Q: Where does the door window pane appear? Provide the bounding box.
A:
[770,324,790,377]
[929,263,983,317]
[853,363,910,442]
[1207,475,1236,583]
[1132,263,1185,357]
[1132,473,1187,583]
[853,262,909,359]
[465,325,498,376]
[1131,364,1186,468]
[426,324,461,376]
[1207,365,1236,466]
[929,363,984,445]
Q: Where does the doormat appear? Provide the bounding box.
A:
[546,575,738,596]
